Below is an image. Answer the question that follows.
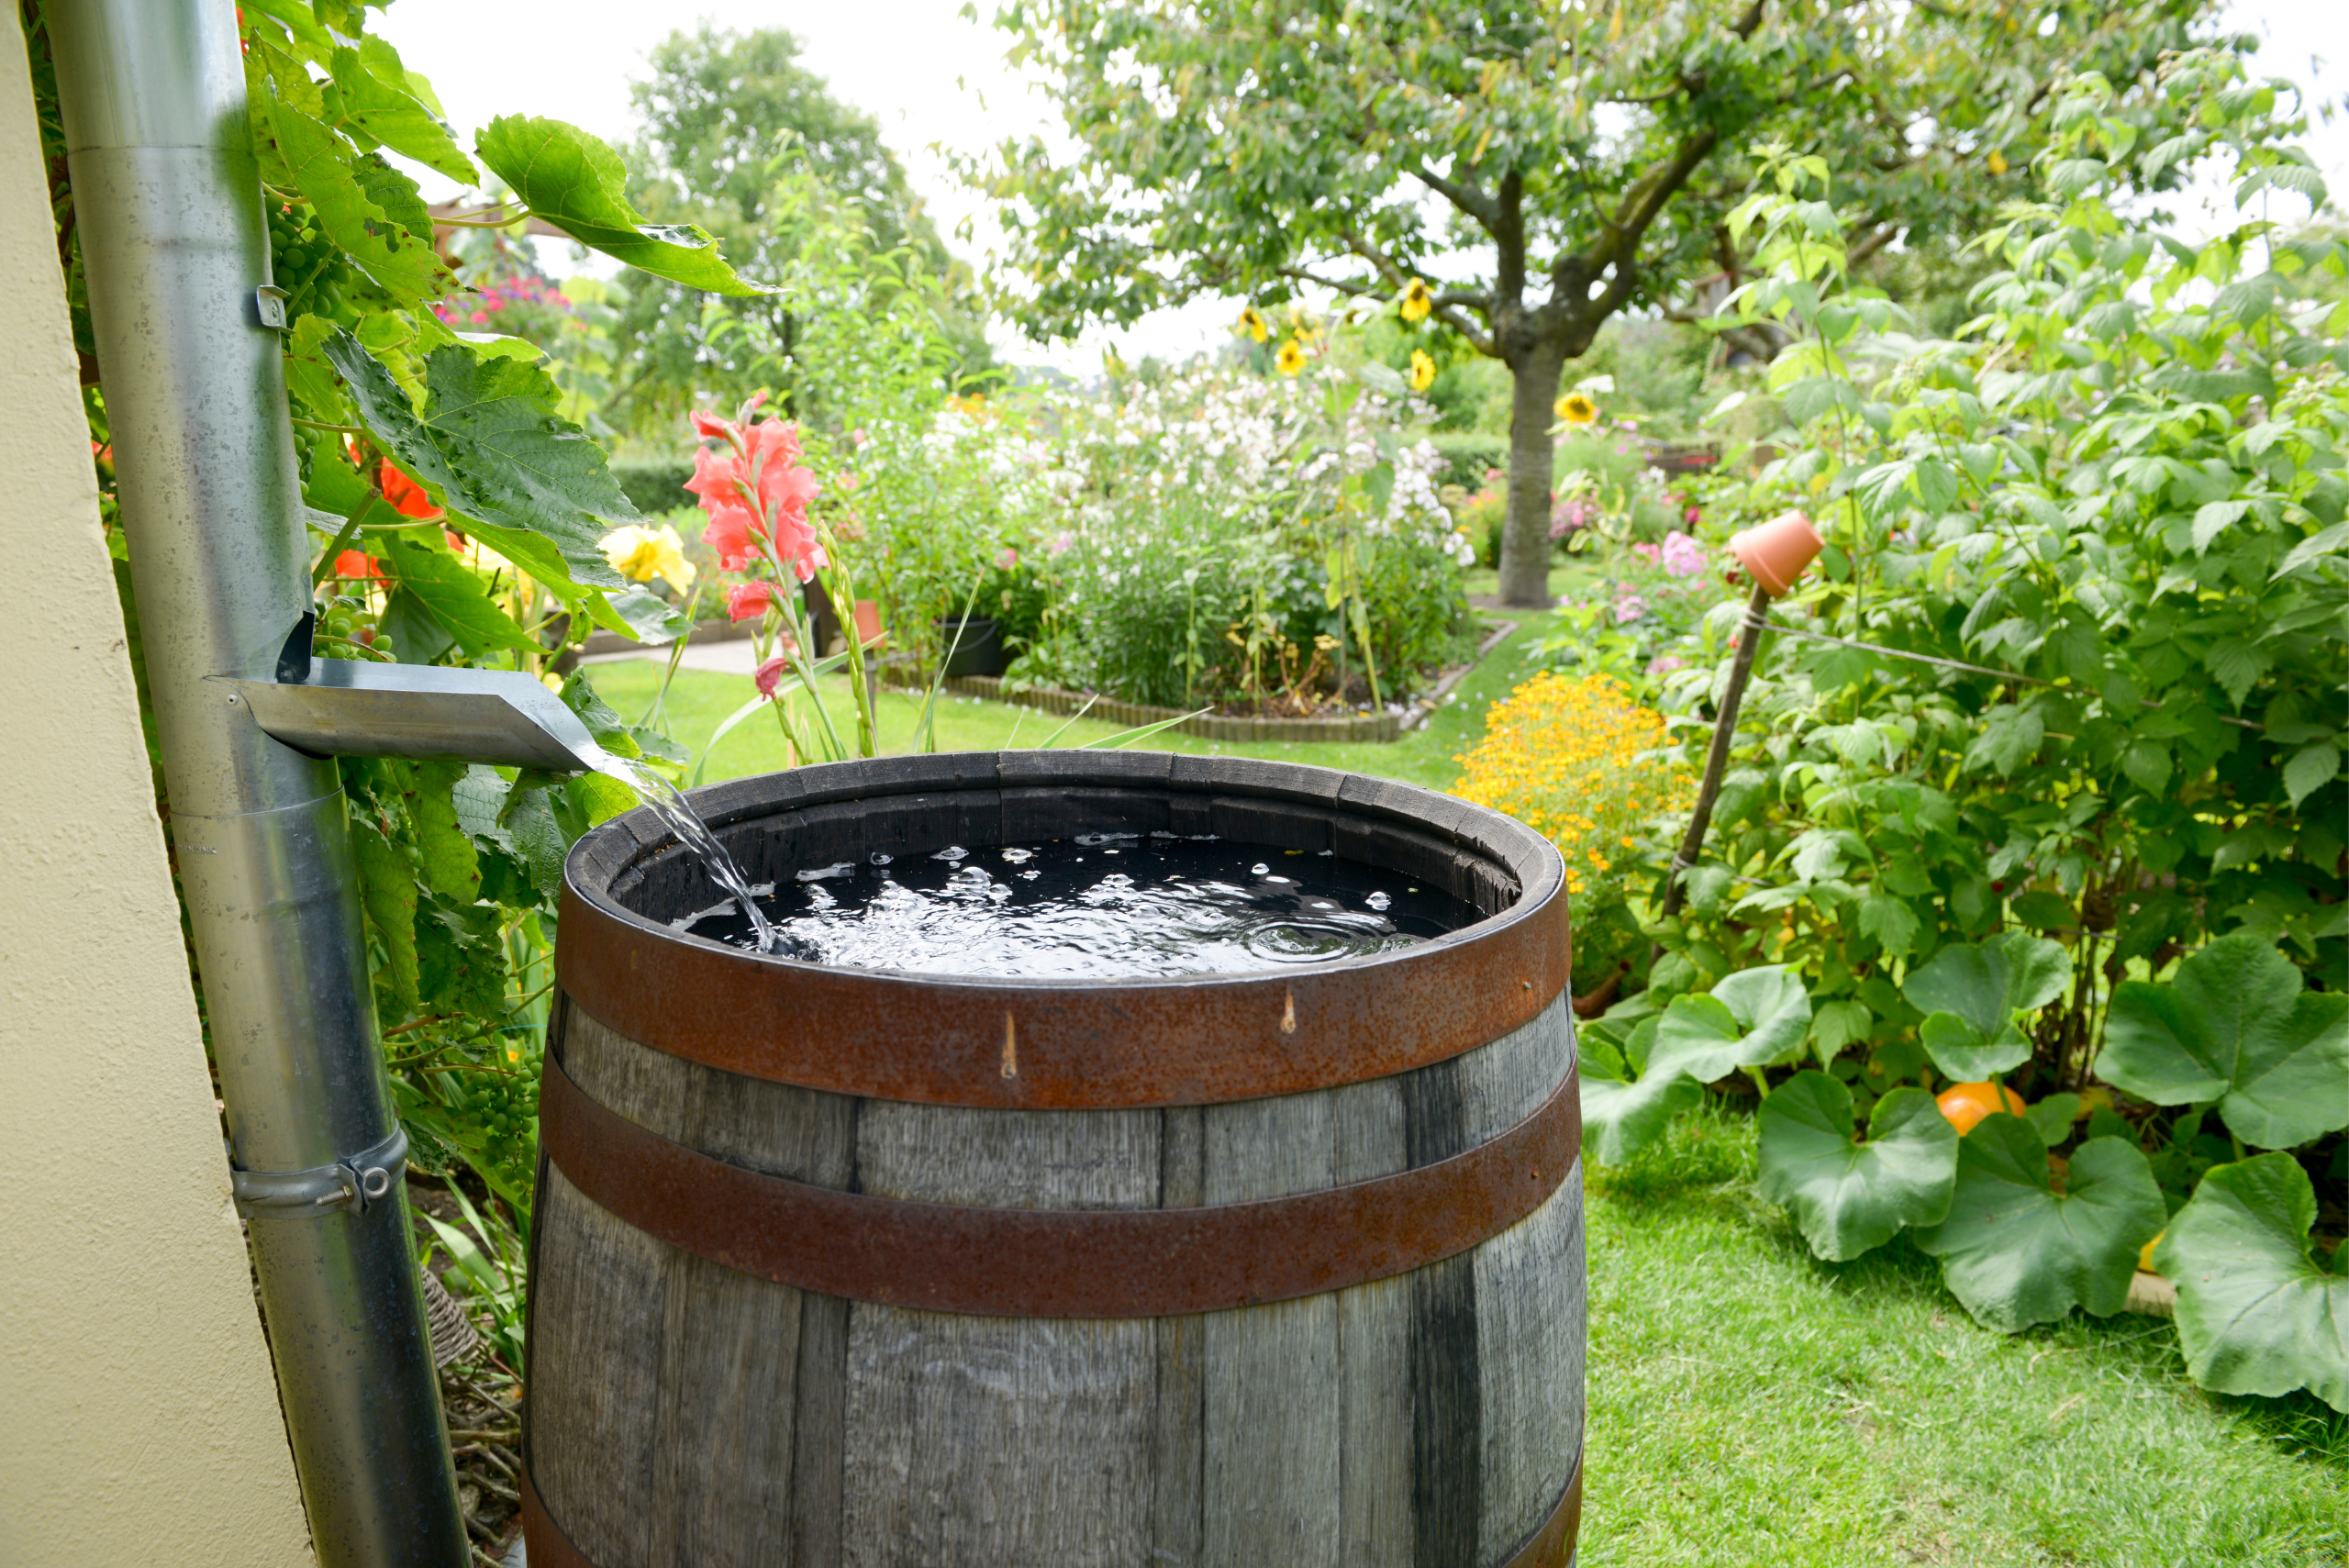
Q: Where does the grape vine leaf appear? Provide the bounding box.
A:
[2098,934,2349,1150]
[385,760,482,904]
[321,330,631,593]
[380,535,542,658]
[1646,964,1814,1084]
[417,895,507,1023]
[1903,931,2071,1080]
[2154,1153,2349,1411]
[1912,1118,2165,1331]
[1756,1073,1957,1261]
[350,814,420,1018]
[262,93,451,305]
[475,117,774,296]
[325,45,477,183]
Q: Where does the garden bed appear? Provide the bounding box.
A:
[899,618,1518,745]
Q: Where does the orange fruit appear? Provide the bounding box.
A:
[1936,1081,2027,1135]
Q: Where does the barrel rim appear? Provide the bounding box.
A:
[558,751,1569,1107]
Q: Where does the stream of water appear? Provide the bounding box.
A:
[584,750,781,953]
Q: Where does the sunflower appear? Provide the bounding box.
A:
[1234,306,1270,343]
[1275,337,1308,375]
[1409,349,1437,392]
[1554,391,1599,426]
[1398,277,1434,322]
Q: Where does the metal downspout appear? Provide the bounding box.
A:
[46,2,468,1562]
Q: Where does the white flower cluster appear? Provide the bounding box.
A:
[1004,364,1472,566]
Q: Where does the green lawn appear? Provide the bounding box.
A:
[584,601,2346,1567]
[579,605,1562,791]
[1583,1107,2345,1567]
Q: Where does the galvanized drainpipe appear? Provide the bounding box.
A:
[47,2,468,1562]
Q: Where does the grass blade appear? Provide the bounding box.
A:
[1034,692,1100,747]
[689,694,773,787]
[1079,706,1211,750]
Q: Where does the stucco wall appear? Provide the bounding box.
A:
[0,17,315,1567]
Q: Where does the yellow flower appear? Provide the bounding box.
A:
[1451,671,1691,909]
[1235,306,1271,343]
[1398,278,1434,323]
[601,523,695,593]
[1987,148,2008,176]
[1554,391,1599,426]
[1276,337,1308,376]
[1409,349,1437,392]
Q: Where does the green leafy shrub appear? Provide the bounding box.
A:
[1568,55,2349,1410]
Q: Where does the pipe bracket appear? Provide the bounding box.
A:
[232,1124,407,1218]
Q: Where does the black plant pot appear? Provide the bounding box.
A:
[936,616,1007,677]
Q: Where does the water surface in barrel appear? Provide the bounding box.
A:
[674,834,1482,977]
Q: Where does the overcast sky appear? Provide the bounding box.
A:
[375,0,2345,373]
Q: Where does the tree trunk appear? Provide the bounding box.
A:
[1497,339,1568,608]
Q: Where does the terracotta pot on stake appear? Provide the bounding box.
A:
[1656,511,1824,919]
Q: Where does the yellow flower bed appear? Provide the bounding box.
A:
[1453,672,1688,903]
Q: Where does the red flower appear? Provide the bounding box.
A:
[701,501,763,572]
[727,582,778,622]
[379,461,443,520]
[754,647,799,700]
[685,443,751,518]
[333,550,383,580]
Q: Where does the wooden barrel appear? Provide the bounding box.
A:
[524,751,1585,1568]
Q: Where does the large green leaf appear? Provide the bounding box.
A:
[1918,1010,2032,1081]
[1913,1118,2165,1331]
[1904,932,2071,1080]
[2098,934,2349,1150]
[262,92,450,305]
[386,760,481,904]
[585,585,691,647]
[321,331,630,591]
[350,814,419,1018]
[1756,1073,1957,1262]
[1646,964,1814,1083]
[381,535,541,657]
[2155,1154,2349,1411]
[475,117,773,296]
[325,45,477,183]
[1578,1056,1703,1166]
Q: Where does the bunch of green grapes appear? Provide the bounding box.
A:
[267,201,377,328]
[440,1034,542,1162]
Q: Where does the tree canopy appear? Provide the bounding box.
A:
[614,26,993,433]
[977,0,2228,605]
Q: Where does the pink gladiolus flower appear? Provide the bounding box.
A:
[702,501,763,571]
[754,653,790,700]
[1684,506,1701,526]
[727,582,777,622]
[690,409,734,441]
[685,443,746,514]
